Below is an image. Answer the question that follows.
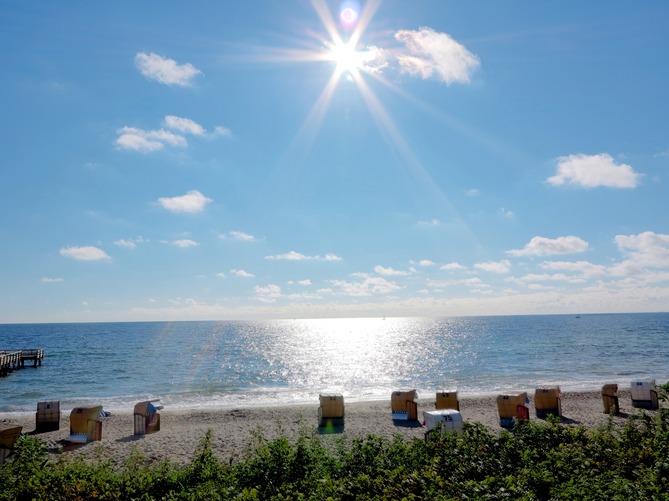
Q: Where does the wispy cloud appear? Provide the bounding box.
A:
[265,251,342,261]
[330,276,401,297]
[157,190,212,213]
[114,237,146,249]
[168,239,199,248]
[498,207,515,219]
[374,265,411,276]
[394,27,480,84]
[547,153,641,188]
[507,236,589,257]
[227,231,256,241]
[416,218,440,227]
[474,259,511,273]
[135,52,202,87]
[116,116,231,153]
[115,126,186,153]
[60,246,111,261]
[231,269,255,278]
[440,262,465,270]
[42,277,64,283]
[164,115,205,135]
[254,284,282,302]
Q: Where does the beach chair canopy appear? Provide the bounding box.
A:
[435,390,459,410]
[319,394,345,419]
[0,426,23,464]
[534,387,562,418]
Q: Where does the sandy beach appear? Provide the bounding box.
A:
[0,389,659,467]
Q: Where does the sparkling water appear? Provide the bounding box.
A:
[1,313,667,413]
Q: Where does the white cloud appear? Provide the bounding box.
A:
[427,277,484,288]
[42,277,64,283]
[164,115,205,135]
[465,188,480,197]
[440,262,465,270]
[116,126,187,153]
[215,272,226,279]
[158,190,212,213]
[297,279,312,286]
[507,236,589,257]
[539,260,607,279]
[614,231,669,268]
[231,269,255,278]
[474,259,511,273]
[170,239,199,248]
[254,284,282,303]
[117,117,230,153]
[498,207,515,219]
[394,27,480,84]
[60,245,110,261]
[135,52,202,87]
[330,277,401,297]
[416,218,440,227]
[213,126,232,137]
[228,231,255,241]
[518,273,570,283]
[114,237,145,249]
[265,251,342,261]
[547,153,641,188]
[374,265,410,276]
[410,259,435,267]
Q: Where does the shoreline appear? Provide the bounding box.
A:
[1,389,662,466]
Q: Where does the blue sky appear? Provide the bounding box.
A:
[2,1,668,323]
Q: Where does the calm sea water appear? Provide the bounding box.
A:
[1,314,668,413]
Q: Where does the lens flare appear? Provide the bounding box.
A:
[339,1,360,30]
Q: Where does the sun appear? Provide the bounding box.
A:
[326,40,364,75]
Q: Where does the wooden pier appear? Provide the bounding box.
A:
[0,349,44,377]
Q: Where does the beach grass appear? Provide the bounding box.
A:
[2,384,669,500]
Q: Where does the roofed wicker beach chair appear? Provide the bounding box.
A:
[0,426,23,464]
[601,384,619,414]
[318,393,345,431]
[630,379,659,409]
[35,400,61,433]
[497,392,530,428]
[534,387,562,418]
[435,390,460,411]
[134,401,162,435]
[69,406,103,443]
[391,389,418,421]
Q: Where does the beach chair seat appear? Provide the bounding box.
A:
[0,426,23,464]
[391,390,418,421]
[70,406,103,443]
[318,393,345,429]
[534,387,562,418]
[134,401,161,435]
[435,391,460,411]
[497,392,529,428]
[601,384,619,414]
[631,379,659,410]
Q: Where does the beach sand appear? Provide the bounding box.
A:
[0,389,658,467]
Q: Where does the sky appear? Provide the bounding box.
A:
[1,1,669,323]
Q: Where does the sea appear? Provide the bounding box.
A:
[1,313,668,414]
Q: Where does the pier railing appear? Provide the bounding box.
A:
[0,349,45,376]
